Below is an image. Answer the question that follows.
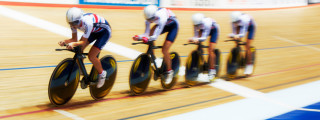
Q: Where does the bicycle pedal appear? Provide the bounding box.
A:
[80,80,88,89]
[89,81,97,86]
[153,74,159,81]
[64,81,68,86]
[81,55,87,59]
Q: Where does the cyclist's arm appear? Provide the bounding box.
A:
[136,20,151,39]
[71,36,87,47]
[198,22,211,41]
[64,27,78,43]
[193,26,199,38]
[71,21,92,47]
[229,23,237,38]
[229,23,246,39]
[238,22,248,38]
[143,20,151,36]
[149,17,166,41]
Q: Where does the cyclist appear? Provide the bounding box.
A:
[133,5,179,84]
[58,7,112,88]
[229,11,256,75]
[189,13,220,81]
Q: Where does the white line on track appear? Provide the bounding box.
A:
[273,36,320,52]
[53,110,85,120]
[0,5,141,59]
[210,79,308,110]
[162,80,320,120]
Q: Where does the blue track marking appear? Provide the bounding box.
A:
[0,43,319,72]
[268,102,320,120]
[0,60,132,71]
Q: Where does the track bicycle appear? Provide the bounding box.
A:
[225,39,256,79]
[129,41,180,95]
[184,42,221,86]
[48,46,117,105]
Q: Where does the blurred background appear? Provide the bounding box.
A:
[0,0,320,120]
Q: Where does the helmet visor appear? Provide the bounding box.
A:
[194,24,202,29]
[147,16,156,22]
[69,20,80,26]
[232,20,240,23]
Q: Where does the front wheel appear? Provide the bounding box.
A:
[226,47,241,79]
[89,55,117,100]
[160,52,180,89]
[185,50,204,86]
[129,54,152,95]
[214,49,221,77]
[48,58,80,105]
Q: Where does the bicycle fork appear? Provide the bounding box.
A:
[64,55,82,87]
[150,53,163,81]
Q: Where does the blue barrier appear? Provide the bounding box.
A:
[79,0,160,6]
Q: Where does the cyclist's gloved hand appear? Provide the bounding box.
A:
[58,41,66,46]
[133,35,140,41]
[67,43,75,50]
[228,33,240,40]
[142,37,149,43]
[234,35,240,39]
[189,37,199,43]
[228,33,235,38]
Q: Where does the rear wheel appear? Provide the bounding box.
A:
[214,49,221,77]
[245,46,256,76]
[89,56,117,100]
[185,50,204,86]
[48,58,80,105]
[129,54,152,95]
[160,52,180,89]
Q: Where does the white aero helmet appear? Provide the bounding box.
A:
[230,11,242,23]
[144,5,158,20]
[192,13,204,25]
[66,7,84,25]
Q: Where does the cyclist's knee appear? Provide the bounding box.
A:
[162,47,169,54]
[88,54,97,62]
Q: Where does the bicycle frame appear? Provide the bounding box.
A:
[184,42,209,64]
[133,41,163,75]
[56,46,98,84]
[225,39,247,47]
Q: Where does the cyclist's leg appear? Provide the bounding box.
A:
[208,26,219,70]
[208,43,216,69]
[162,41,173,71]
[89,46,103,74]
[80,41,90,52]
[149,24,173,70]
[162,19,179,72]
[89,29,111,74]
[244,23,255,75]
[246,24,255,64]
[246,39,252,64]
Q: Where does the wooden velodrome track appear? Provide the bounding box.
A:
[0,2,320,120]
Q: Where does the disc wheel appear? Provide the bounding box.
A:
[226,47,241,79]
[89,55,117,100]
[185,50,204,86]
[48,58,80,105]
[129,54,152,95]
[160,52,180,89]
[245,46,257,76]
[214,49,221,77]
